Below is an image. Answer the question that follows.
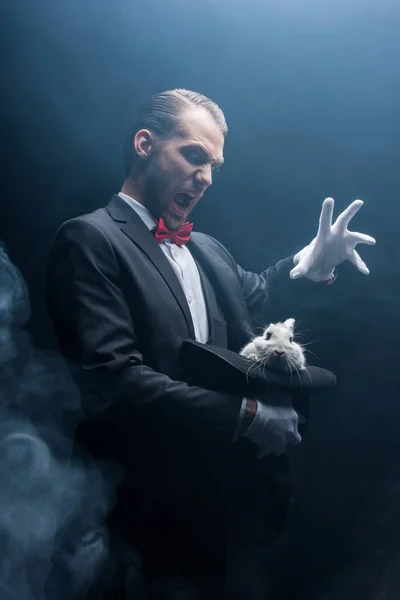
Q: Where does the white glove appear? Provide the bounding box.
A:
[243,400,301,458]
[289,198,376,282]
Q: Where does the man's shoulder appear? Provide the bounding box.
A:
[191,231,237,267]
[61,204,108,228]
[191,230,224,250]
[49,205,116,256]
[55,204,112,237]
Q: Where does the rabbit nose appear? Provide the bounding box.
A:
[274,350,285,356]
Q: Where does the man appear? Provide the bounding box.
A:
[46,89,375,599]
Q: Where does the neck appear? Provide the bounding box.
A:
[120,175,145,206]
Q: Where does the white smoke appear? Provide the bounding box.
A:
[0,242,122,599]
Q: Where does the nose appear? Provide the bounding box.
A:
[194,164,212,190]
[274,350,285,357]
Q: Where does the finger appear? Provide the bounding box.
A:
[271,443,287,457]
[292,430,302,445]
[334,199,363,233]
[257,446,273,459]
[258,438,287,459]
[293,252,301,266]
[347,249,370,275]
[289,250,315,279]
[351,232,376,246]
[317,197,335,238]
[289,265,306,280]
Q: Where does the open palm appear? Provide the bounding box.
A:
[290,198,376,282]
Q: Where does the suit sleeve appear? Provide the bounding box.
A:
[205,235,329,325]
[45,217,243,438]
[237,258,336,324]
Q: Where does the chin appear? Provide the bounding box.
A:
[163,212,188,231]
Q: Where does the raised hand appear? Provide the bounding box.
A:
[289,198,376,282]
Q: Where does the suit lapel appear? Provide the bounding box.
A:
[106,195,196,339]
[188,234,254,351]
[194,259,223,346]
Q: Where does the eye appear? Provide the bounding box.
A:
[265,332,272,340]
[289,336,294,343]
[185,149,206,166]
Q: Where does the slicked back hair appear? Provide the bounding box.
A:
[123,89,228,175]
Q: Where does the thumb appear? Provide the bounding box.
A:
[348,250,370,275]
[289,265,306,279]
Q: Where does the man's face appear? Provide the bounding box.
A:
[141,108,225,230]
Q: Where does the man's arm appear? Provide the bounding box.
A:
[206,234,318,324]
[45,217,243,438]
[207,197,375,325]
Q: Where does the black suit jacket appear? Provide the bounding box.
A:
[46,194,330,591]
[46,195,321,548]
[46,194,302,438]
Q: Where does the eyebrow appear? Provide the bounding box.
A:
[185,143,224,167]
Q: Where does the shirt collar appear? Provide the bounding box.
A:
[118,192,157,231]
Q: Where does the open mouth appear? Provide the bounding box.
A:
[174,193,195,210]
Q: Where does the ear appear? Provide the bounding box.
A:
[134,129,157,160]
[284,318,295,331]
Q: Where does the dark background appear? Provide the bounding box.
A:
[1,0,399,597]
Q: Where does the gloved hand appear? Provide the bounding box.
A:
[289,198,376,282]
[242,397,301,458]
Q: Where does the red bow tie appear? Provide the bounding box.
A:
[153,218,193,246]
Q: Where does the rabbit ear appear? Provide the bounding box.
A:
[284,318,295,331]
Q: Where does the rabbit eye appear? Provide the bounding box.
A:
[265,332,272,340]
[289,336,294,343]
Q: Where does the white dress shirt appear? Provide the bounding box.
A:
[118,192,209,344]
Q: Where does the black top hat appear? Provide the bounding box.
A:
[178,339,337,405]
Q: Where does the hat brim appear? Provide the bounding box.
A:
[178,339,336,398]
